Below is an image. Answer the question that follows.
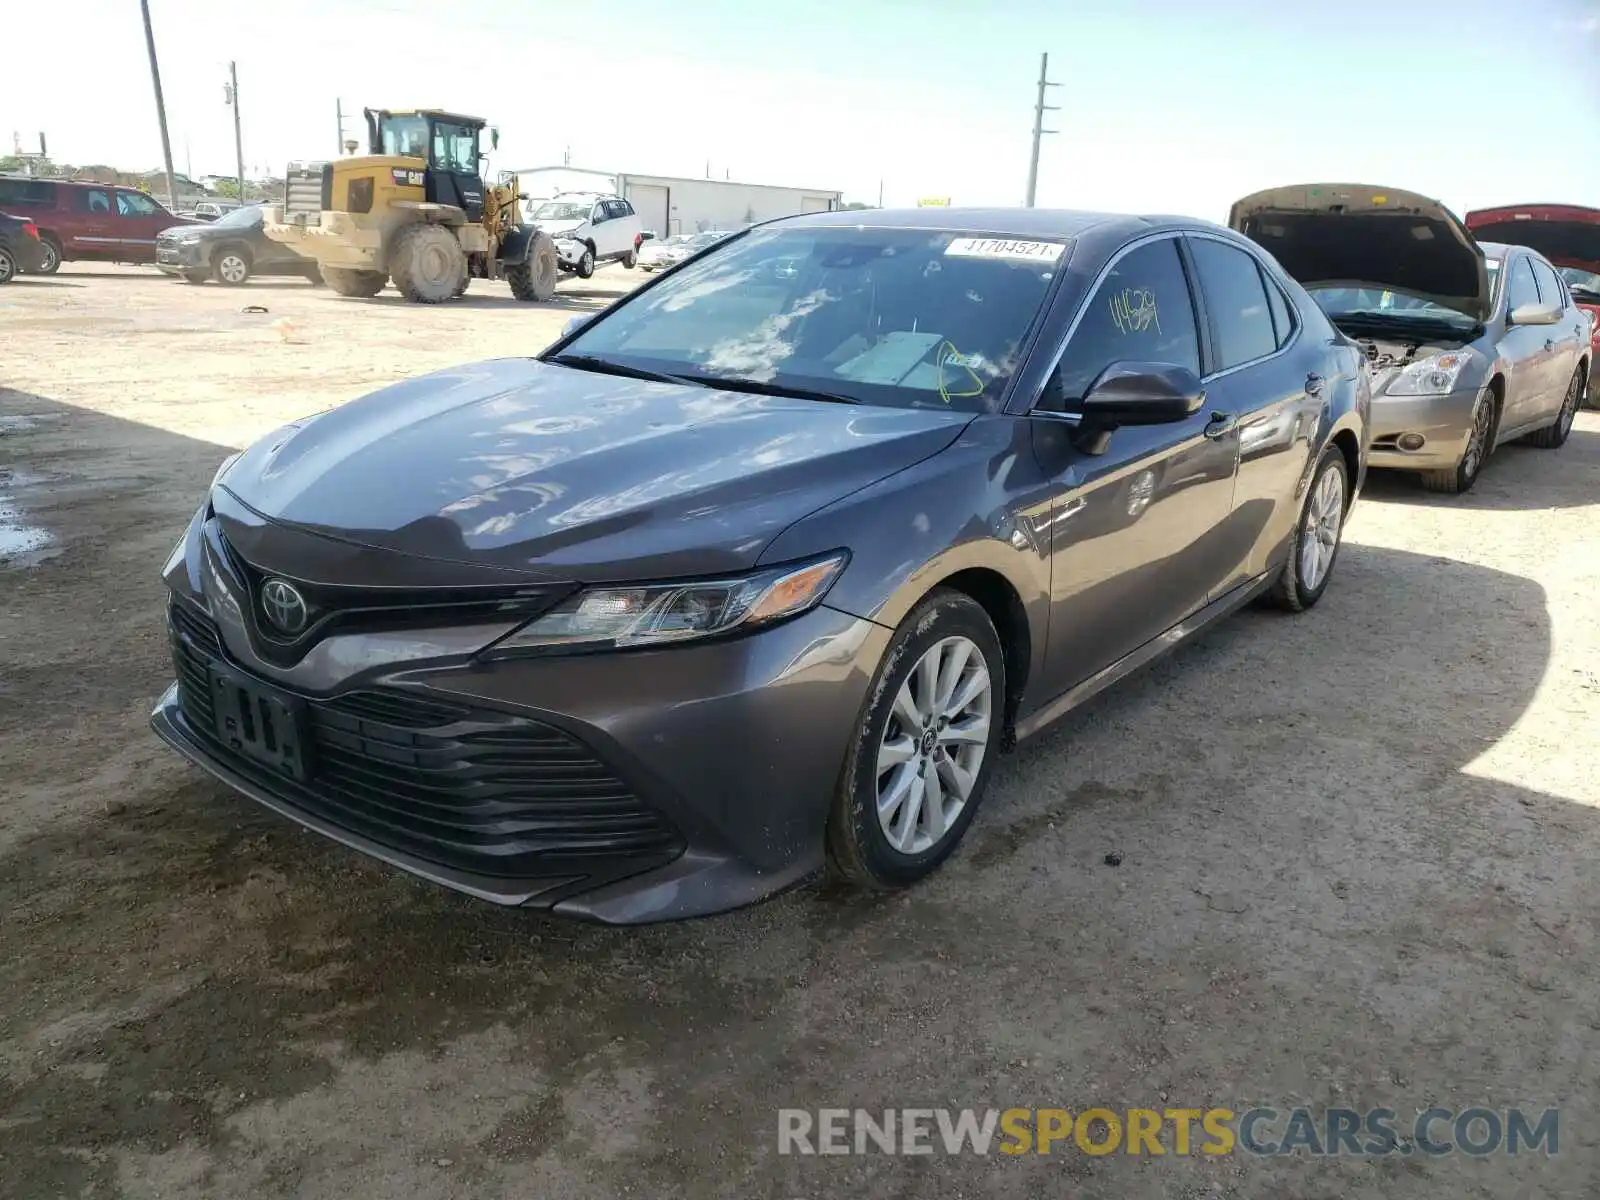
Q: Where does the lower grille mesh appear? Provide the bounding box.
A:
[167,601,682,879]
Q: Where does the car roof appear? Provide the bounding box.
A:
[775,206,1204,239]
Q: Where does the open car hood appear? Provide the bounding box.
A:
[1229,183,1490,323]
[1463,204,1600,274]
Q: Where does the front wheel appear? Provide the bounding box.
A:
[321,266,387,298]
[1420,385,1495,494]
[1267,445,1349,612]
[827,588,1006,890]
[574,248,595,279]
[1525,367,1583,449]
[506,234,558,302]
[0,247,15,285]
[213,247,252,286]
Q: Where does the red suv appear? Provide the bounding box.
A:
[1466,203,1600,406]
[0,176,199,274]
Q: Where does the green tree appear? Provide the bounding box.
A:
[213,178,241,199]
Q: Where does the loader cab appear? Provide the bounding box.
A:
[365,108,490,222]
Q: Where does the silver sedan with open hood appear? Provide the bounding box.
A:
[1232,184,1592,494]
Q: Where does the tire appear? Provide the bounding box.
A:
[574,247,595,279]
[826,588,1007,890]
[0,247,15,285]
[506,233,558,302]
[34,235,61,274]
[622,249,638,269]
[1419,384,1496,494]
[213,245,252,286]
[452,257,469,298]
[322,266,387,298]
[181,270,209,284]
[1267,445,1349,612]
[1525,366,1583,450]
[388,223,467,304]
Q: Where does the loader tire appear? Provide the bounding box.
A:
[389,224,467,304]
[507,233,558,302]
[322,267,387,298]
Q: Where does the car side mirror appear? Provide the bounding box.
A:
[1080,361,1206,424]
[1508,302,1561,327]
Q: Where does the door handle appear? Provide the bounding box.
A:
[1305,373,1325,397]
[1203,411,1237,440]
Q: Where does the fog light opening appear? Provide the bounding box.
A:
[1397,433,1426,452]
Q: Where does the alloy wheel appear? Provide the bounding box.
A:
[875,635,992,855]
[218,253,248,284]
[1298,463,1345,591]
[0,249,14,284]
[1461,394,1493,479]
[38,241,58,273]
[1559,371,1580,437]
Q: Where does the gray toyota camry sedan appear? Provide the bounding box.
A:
[152,208,1370,922]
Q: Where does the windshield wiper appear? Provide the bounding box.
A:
[546,353,702,387]
[676,373,860,405]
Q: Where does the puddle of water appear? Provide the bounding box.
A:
[0,412,64,434]
[0,499,56,567]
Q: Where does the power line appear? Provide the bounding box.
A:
[1024,52,1060,209]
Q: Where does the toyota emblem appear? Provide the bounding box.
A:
[260,578,309,635]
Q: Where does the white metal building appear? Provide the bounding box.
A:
[513,166,842,236]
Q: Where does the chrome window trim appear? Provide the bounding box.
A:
[1182,229,1303,381]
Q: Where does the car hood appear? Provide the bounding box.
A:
[218,357,972,582]
[1229,183,1490,323]
[1463,204,1600,274]
[533,220,583,237]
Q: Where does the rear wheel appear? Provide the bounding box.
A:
[1420,384,1495,494]
[388,224,467,303]
[622,248,637,269]
[506,233,558,302]
[322,266,387,298]
[1267,445,1349,612]
[827,589,1006,890]
[1525,366,1583,449]
[34,236,60,274]
[0,247,15,285]
[213,245,252,286]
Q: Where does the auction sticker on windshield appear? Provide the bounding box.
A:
[946,238,1067,263]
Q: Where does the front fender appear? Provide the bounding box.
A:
[498,224,552,266]
[758,414,1053,710]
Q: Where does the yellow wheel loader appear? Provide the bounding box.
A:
[260,109,557,303]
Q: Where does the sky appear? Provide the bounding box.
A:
[3,0,1597,221]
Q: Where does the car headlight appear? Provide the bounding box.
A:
[482,552,848,656]
[1384,350,1477,397]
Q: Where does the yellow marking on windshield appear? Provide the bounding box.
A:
[936,341,985,406]
[1110,288,1161,335]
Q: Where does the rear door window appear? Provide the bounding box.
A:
[116,191,159,217]
[1260,267,1296,348]
[1188,238,1278,371]
[1053,236,1202,403]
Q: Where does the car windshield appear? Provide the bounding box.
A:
[1308,284,1479,330]
[211,205,261,229]
[1558,265,1600,301]
[554,226,1066,412]
[378,114,430,159]
[532,201,591,221]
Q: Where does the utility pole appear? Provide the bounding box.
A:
[139,0,179,211]
[878,179,884,208]
[1024,52,1060,208]
[336,98,344,155]
[224,62,245,202]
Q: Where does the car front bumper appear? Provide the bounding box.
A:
[151,576,890,923]
[1365,384,1479,471]
[553,239,588,268]
[155,241,208,273]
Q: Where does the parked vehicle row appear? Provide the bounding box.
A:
[637,228,736,271]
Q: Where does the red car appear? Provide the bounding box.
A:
[1466,204,1600,406]
[0,175,200,273]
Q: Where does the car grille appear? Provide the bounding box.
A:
[168,600,683,881]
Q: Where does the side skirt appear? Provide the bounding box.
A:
[1012,571,1277,744]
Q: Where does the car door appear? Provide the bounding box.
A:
[1496,254,1551,433]
[1184,233,1317,593]
[592,201,622,257]
[72,186,118,259]
[1028,233,1240,699]
[114,190,164,261]
[1531,258,1587,410]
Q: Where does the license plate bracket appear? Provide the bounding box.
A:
[209,668,310,781]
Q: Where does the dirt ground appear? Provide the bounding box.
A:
[2,265,1599,1199]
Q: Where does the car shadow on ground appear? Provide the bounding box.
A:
[1358,419,1598,511]
[1,386,1595,1199]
